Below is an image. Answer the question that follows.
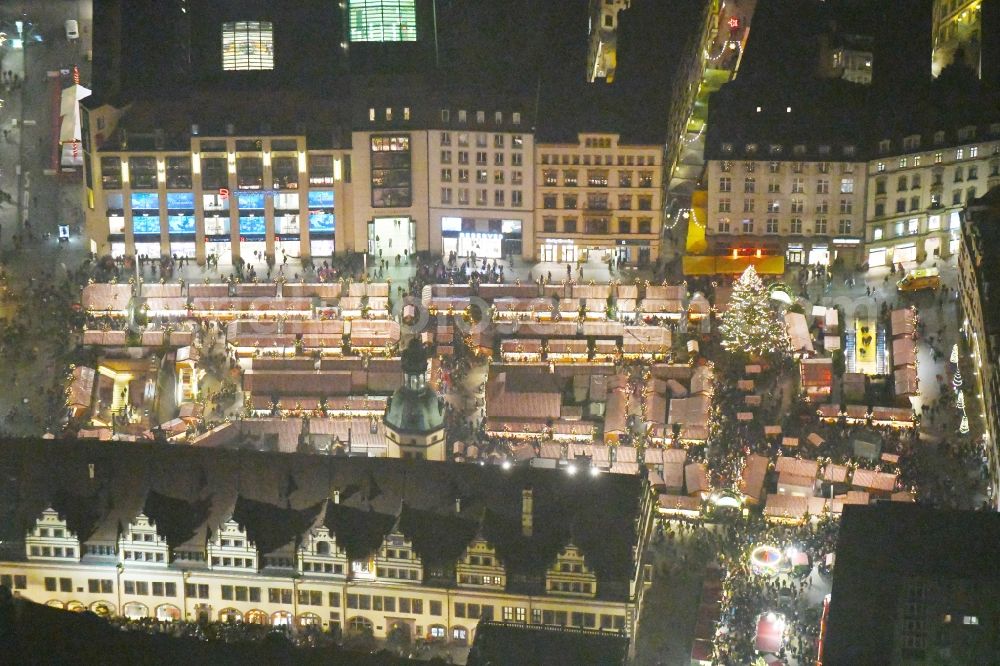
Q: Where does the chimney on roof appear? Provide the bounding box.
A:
[521,485,533,537]
[333,489,340,505]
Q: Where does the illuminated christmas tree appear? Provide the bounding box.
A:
[719,266,791,359]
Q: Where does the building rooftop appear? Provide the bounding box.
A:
[825,503,1000,664]
[467,621,629,666]
[704,0,1000,161]
[0,439,648,600]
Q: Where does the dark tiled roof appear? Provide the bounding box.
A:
[232,495,326,556]
[468,621,629,666]
[826,503,1000,665]
[0,439,649,599]
[142,490,213,549]
[324,503,398,562]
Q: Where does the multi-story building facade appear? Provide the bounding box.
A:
[0,441,655,650]
[350,102,430,262]
[82,103,351,265]
[958,188,1000,507]
[863,124,1000,268]
[586,0,631,83]
[536,133,663,266]
[932,0,984,78]
[704,141,866,268]
[426,106,534,261]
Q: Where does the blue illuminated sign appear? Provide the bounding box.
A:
[130,192,160,210]
[236,191,265,209]
[167,215,196,234]
[166,192,195,209]
[309,212,335,232]
[133,215,161,235]
[307,190,335,208]
[239,216,266,235]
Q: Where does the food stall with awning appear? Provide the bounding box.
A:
[500,338,542,362]
[547,339,588,362]
[623,326,672,359]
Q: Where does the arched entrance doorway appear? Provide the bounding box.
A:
[123,601,148,619]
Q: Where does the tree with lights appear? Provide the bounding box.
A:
[719,266,791,360]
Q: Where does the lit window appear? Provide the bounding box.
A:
[221,21,274,71]
[349,0,418,42]
[964,616,979,625]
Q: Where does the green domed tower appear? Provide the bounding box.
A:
[384,339,447,460]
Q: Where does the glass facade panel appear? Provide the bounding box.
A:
[101,157,122,189]
[133,215,161,235]
[349,1,417,42]
[370,135,411,208]
[130,192,159,211]
[167,215,196,234]
[166,192,195,209]
[129,157,158,189]
[307,191,335,208]
[165,157,192,189]
[221,21,274,71]
[272,156,298,190]
[309,212,335,232]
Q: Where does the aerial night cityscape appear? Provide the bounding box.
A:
[1,0,1000,664]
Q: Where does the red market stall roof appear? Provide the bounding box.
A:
[890,308,916,338]
[892,339,917,367]
[801,358,834,387]
[894,367,919,396]
[685,463,709,497]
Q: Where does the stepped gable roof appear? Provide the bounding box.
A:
[0,439,645,598]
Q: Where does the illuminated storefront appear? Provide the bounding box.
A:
[237,192,267,260]
[440,217,521,259]
[369,216,413,257]
[274,192,301,259]
[167,192,196,257]
[539,239,576,262]
[308,190,335,258]
[131,192,161,258]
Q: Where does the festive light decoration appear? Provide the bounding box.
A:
[960,410,970,435]
[950,344,959,365]
[718,266,791,358]
[953,368,964,389]
[956,390,966,410]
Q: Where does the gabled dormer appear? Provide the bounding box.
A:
[25,508,80,561]
[206,518,257,571]
[298,525,348,576]
[377,531,423,583]
[545,542,597,597]
[455,536,506,590]
[118,513,169,566]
